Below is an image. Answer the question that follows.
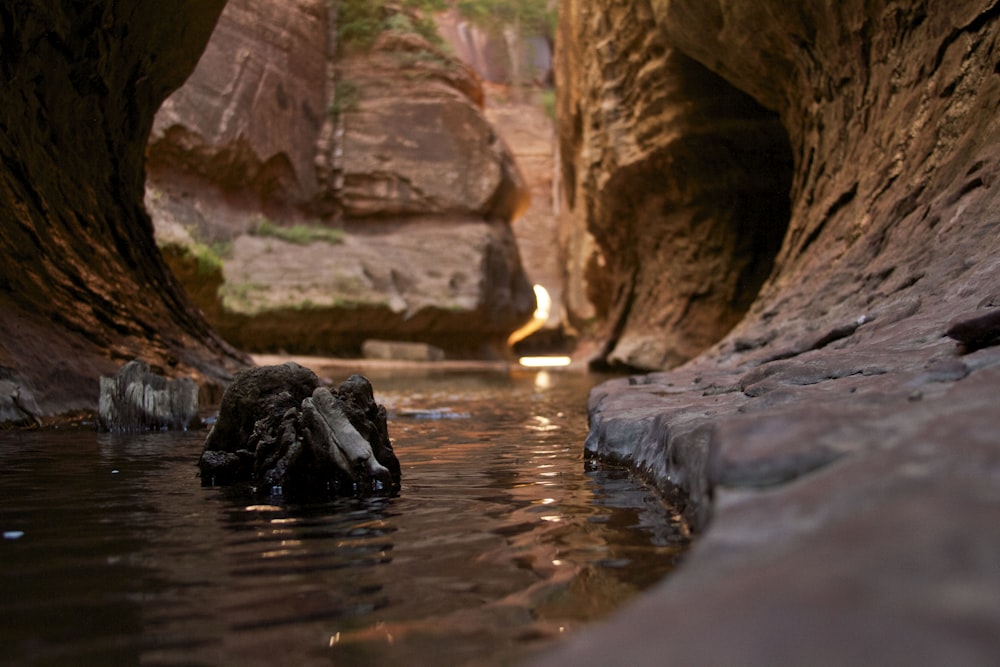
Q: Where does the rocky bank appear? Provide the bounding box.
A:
[532,0,1000,664]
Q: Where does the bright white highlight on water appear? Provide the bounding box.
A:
[519,356,572,368]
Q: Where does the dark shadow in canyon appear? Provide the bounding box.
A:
[589,51,794,372]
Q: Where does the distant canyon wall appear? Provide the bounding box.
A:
[146,0,535,358]
[557,0,1000,371]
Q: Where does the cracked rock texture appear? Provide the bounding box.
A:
[536,0,1000,664]
[146,0,534,358]
[0,1,248,425]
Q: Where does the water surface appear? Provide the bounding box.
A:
[0,368,688,666]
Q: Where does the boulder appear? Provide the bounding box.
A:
[199,363,401,500]
[335,31,528,221]
[161,216,534,358]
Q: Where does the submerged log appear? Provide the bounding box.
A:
[98,360,199,432]
[198,363,401,500]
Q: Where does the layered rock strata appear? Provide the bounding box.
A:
[146,0,535,358]
[535,1,1000,664]
[0,1,248,425]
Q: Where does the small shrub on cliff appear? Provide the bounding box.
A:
[189,240,231,276]
[251,218,344,246]
[330,79,361,121]
[337,0,382,48]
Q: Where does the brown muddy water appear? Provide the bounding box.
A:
[0,367,688,666]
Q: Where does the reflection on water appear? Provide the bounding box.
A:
[0,368,688,666]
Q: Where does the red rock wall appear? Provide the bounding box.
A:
[556,0,794,371]
[661,0,1000,366]
[558,0,1000,369]
[0,1,248,423]
[534,3,1000,663]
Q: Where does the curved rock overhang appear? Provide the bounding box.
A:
[0,2,249,425]
[541,1,1000,663]
[556,0,794,372]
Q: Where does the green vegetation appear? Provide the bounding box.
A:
[187,240,231,276]
[160,226,232,278]
[336,0,556,50]
[455,0,556,36]
[393,46,455,74]
[329,79,361,121]
[540,87,556,119]
[337,0,448,49]
[250,218,344,246]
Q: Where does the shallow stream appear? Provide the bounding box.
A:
[0,367,688,666]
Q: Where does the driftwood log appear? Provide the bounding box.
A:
[198,363,401,500]
[98,359,199,432]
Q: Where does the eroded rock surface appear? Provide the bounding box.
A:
[535,1,1000,665]
[199,363,400,500]
[557,0,793,370]
[335,30,526,220]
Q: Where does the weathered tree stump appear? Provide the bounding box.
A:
[98,359,199,432]
[198,363,401,500]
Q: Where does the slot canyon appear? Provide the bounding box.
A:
[1,1,999,664]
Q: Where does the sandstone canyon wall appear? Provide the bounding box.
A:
[559,0,1000,373]
[556,1,794,371]
[146,0,536,358]
[0,1,248,425]
[534,1,1000,664]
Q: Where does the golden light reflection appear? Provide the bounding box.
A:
[245,504,283,512]
[508,284,552,346]
[527,415,559,432]
[261,549,296,559]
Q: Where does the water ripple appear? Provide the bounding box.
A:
[0,370,688,666]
